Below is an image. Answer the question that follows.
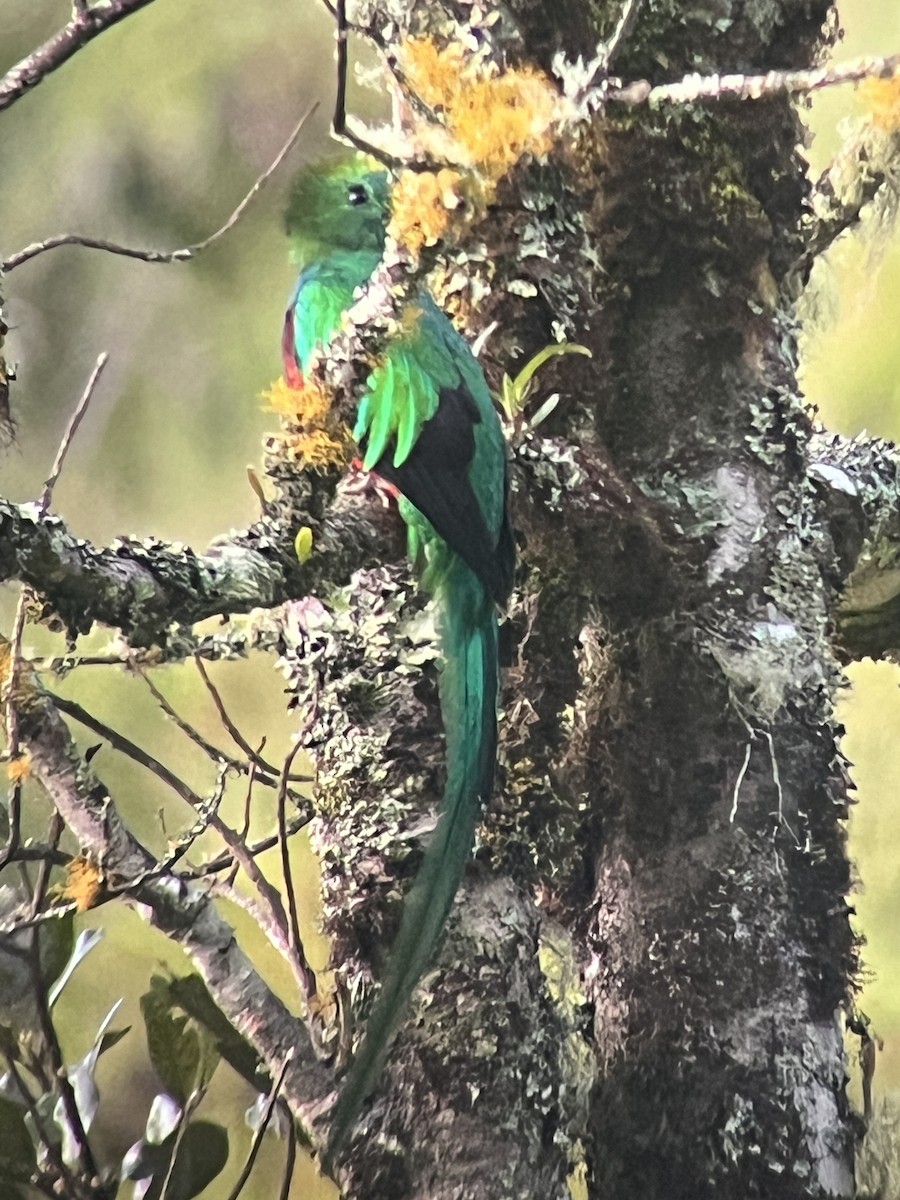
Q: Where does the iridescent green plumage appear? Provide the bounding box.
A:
[283,162,513,1164]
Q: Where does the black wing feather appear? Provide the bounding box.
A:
[369,385,513,605]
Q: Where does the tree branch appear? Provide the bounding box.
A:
[0,0,159,113]
[0,483,404,648]
[808,430,900,660]
[2,104,318,272]
[17,682,337,1137]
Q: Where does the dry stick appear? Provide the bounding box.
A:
[40,354,109,513]
[3,102,319,272]
[1,354,107,871]
[604,50,900,107]
[228,759,259,887]
[30,811,64,919]
[330,0,408,171]
[192,657,294,780]
[277,1118,298,1200]
[183,816,312,880]
[159,1091,205,1200]
[224,1049,295,1200]
[602,0,644,69]
[139,665,308,791]
[49,690,207,812]
[47,690,319,989]
[0,0,159,113]
[47,691,261,885]
[277,740,315,998]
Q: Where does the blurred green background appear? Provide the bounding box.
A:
[2,0,900,1194]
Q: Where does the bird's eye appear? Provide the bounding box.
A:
[347,184,369,206]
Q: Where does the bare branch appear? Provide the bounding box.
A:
[604,51,900,107]
[49,688,219,815]
[3,354,106,869]
[138,664,312,790]
[224,1049,294,1200]
[17,683,336,1134]
[40,354,108,513]
[277,741,315,995]
[0,0,159,114]
[3,104,318,272]
[181,816,312,880]
[193,656,295,780]
[277,1121,298,1200]
[601,0,643,70]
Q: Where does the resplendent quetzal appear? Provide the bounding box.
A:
[282,162,514,1161]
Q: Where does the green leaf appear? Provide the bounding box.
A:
[133,1122,229,1200]
[38,912,76,997]
[48,927,104,1009]
[145,1093,182,1145]
[0,1096,35,1182]
[140,976,220,1105]
[494,340,593,419]
[54,998,127,1162]
[167,974,266,1091]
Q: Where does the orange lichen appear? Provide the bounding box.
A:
[261,377,352,470]
[63,855,105,913]
[392,38,559,256]
[402,37,558,177]
[861,76,900,129]
[402,37,468,110]
[6,752,31,783]
[388,168,468,255]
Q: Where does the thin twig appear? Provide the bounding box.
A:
[333,0,350,138]
[139,666,309,791]
[30,811,64,919]
[47,694,268,893]
[159,1091,205,1200]
[180,816,312,879]
[47,690,311,966]
[277,1118,298,1200]
[192,657,289,780]
[601,0,643,70]
[228,759,258,887]
[3,103,319,272]
[49,689,206,811]
[604,50,900,107]
[2,355,105,872]
[39,354,108,514]
[0,593,27,866]
[224,1050,294,1200]
[0,0,158,114]
[278,741,315,997]
[329,0,410,170]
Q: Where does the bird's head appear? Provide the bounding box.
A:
[285,160,390,263]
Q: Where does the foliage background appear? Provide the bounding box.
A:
[0,0,899,1194]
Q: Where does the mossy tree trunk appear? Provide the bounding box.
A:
[303,2,861,1197]
[7,2,896,1198]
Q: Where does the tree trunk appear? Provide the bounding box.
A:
[8,2,894,1197]
[296,2,861,1197]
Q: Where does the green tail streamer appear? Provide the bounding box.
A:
[323,557,497,1166]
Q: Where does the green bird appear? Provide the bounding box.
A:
[282,162,514,1163]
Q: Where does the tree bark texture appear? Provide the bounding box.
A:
[9,1,900,1197]
[292,1,863,1197]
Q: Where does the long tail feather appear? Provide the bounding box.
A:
[323,559,497,1166]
